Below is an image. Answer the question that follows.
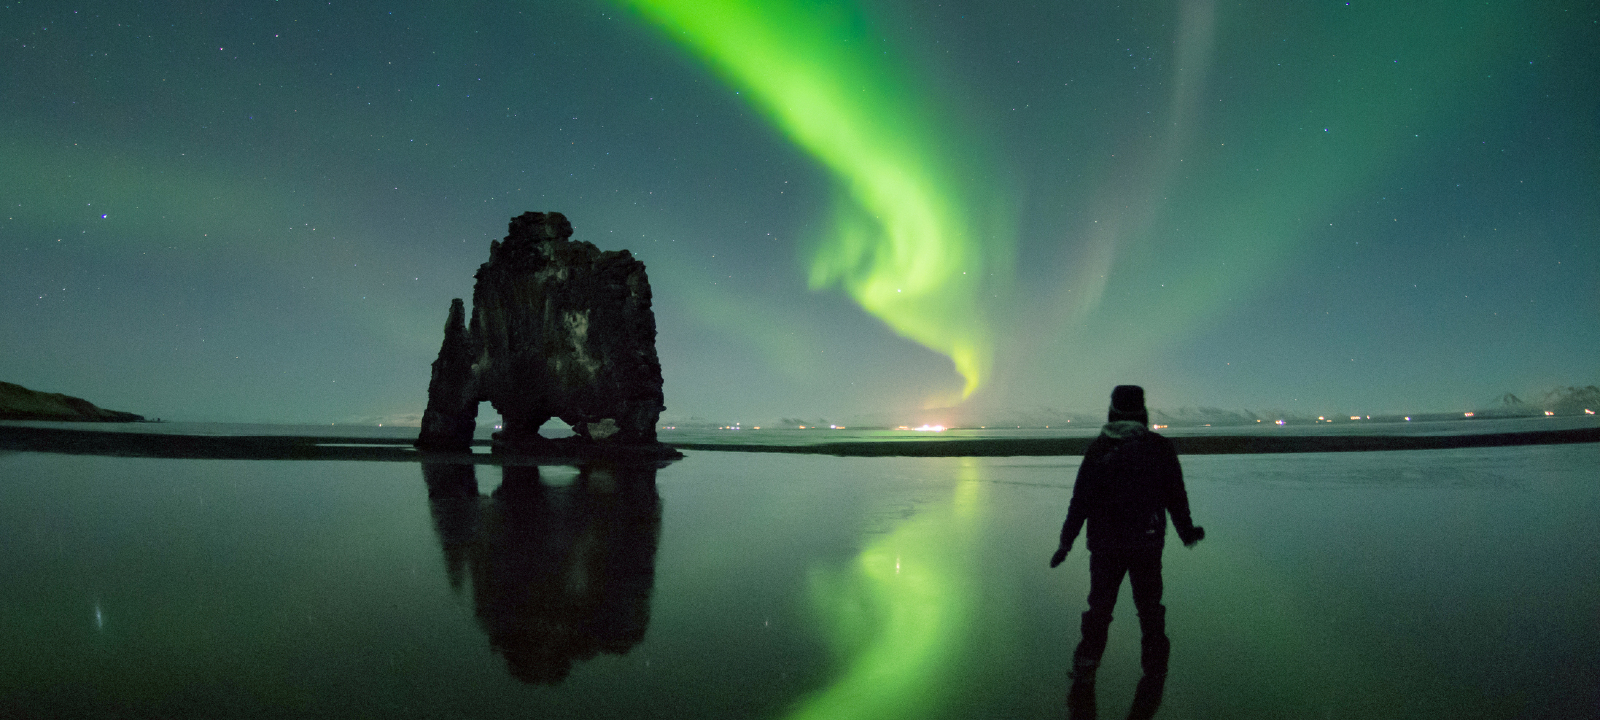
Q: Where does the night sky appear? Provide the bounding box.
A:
[4,0,1596,425]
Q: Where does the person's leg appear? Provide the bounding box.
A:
[1066,672,1098,719]
[1074,550,1128,676]
[1127,548,1169,675]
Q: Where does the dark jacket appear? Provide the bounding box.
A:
[1060,421,1200,552]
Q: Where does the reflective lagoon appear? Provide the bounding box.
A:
[1,442,1596,718]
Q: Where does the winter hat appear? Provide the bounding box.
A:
[1108,385,1149,424]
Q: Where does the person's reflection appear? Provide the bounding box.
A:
[1065,672,1166,720]
[421,462,663,684]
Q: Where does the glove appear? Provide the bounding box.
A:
[1181,525,1205,547]
[1050,546,1069,568]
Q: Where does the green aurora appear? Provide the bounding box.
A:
[616,0,1010,402]
[610,0,1573,414]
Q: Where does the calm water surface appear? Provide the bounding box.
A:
[1,444,1595,718]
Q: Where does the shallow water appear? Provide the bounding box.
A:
[1,444,1595,718]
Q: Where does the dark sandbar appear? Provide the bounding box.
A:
[2,424,1596,462]
[0,426,676,465]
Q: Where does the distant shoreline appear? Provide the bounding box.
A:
[1,424,1596,463]
[674,426,1600,457]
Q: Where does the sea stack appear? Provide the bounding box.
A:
[417,299,478,450]
[416,212,670,456]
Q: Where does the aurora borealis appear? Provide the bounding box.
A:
[2,0,1596,423]
[621,0,1009,400]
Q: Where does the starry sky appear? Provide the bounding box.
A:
[3,0,1596,425]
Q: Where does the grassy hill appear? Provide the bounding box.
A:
[0,381,145,422]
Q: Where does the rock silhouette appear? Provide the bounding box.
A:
[416,212,670,456]
[417,300,478,451]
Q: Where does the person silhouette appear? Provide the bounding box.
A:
[1051,385,1204,680]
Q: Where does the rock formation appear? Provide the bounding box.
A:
[416,212,669,455]
[417,299,478,450]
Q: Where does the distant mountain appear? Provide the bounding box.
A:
[663,383,1600,433]
[1493,393,1529,409]
[1474,386,1599,417]
[1539,385,1600,415]
[1151,406,1271,427]
[0,381,146,422]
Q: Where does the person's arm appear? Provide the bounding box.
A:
[1162,438,1204,546]
[1052,452,1095,566]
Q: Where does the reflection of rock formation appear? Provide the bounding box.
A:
[416,212,670,456]
[422,462,663,684]
[421,464,482,593]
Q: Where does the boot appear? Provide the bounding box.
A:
[1066,671,1098,719]
[1072,611,1110,681]
[1137,604,1169,676]
[1069,652,1099,682]
[1139,635,1170,677]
